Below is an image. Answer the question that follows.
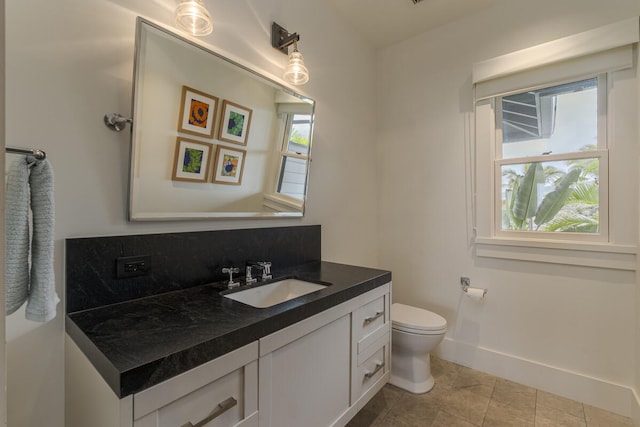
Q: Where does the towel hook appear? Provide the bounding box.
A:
[104,113,133,132]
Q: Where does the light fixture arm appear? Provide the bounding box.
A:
[271,22,300,54]
[104,113,132,132]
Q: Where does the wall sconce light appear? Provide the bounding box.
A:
[174,0,213,36]
[271,22,309,85]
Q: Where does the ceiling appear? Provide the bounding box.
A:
[327,0,507,49]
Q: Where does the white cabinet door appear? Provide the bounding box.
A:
[259,315,351,427]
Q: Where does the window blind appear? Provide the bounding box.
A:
[473,17,639,100]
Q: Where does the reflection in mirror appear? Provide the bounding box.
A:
[129,18,315,220]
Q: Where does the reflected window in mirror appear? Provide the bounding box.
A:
[277,113,311,201]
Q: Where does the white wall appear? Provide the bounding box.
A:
[5,1,378,425]
[0,0,6,423]
[377,0,639,417]
[636,0,640,421]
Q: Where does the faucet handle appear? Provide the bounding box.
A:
[222,267,240,288]
[259,262,272,280]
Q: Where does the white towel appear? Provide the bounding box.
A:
[5,156,59,322]
[5,157,30,314]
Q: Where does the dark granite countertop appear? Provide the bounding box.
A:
[66,261,391,398]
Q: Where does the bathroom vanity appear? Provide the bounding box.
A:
[65,226,391,427]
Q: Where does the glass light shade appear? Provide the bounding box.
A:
[174,0,213,36]
[283,49,309,85]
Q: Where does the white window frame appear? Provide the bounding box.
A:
[493,74,609,243]
[275,113,310,201]
[471,18,638,270]
[262,112,311,213]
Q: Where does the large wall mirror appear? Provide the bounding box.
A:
[128,18,315,220]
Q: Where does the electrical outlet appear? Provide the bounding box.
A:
[116,255,152,279]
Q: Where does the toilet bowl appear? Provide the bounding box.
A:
[389,303,447,394]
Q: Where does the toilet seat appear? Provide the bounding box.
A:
[392,303,447,335]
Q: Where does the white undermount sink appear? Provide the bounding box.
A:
[223,278,328,308]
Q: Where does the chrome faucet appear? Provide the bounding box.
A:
[245,264,257,284]
[222,267,240,289]
[246,261,272,281]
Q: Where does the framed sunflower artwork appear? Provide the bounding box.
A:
[217,100,253,146]
[177,85,219,138]
[212,145,246,185]
[171,137,213,183]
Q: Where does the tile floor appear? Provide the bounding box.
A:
[347,357,634,427]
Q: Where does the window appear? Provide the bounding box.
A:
[276,113,311,200]
[495,76,607,240]
[471,17,638,269]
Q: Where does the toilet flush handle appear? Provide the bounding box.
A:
[363,311,384,325]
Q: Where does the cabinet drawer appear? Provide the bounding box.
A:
[353,294,387,346]
[134,363,257,427]
[133,342,258,427]
[354,335,388,401]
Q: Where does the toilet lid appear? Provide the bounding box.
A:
[392,303,447,332]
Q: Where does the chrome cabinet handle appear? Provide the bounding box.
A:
[181,397,237,427]
[363,311,384,325]
[364,362,385,380]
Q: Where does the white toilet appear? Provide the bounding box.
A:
[389,303,447,394]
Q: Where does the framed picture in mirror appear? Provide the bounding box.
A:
[212,145,246,185]
[171,137,213,183]
[177,85,219,138]
[218,100,252,145]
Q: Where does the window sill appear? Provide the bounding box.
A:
[263,193,304,213]
[474,237,636,271]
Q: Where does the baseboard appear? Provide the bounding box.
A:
[437,337,634,418]
[632,388,640,427]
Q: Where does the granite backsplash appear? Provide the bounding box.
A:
[66,225,321,313]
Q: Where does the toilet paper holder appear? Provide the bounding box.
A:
[460,277,487,297]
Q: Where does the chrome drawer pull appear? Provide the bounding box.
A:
[364,362,385,380]
[363,311,384,325]
[181,397,237,427]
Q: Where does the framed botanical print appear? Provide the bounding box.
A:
[171,137,213,183]
[217,100,253,145]
[212,145,246,185]
[177,85,219,138]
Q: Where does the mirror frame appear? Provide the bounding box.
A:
[128,17,315,221]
